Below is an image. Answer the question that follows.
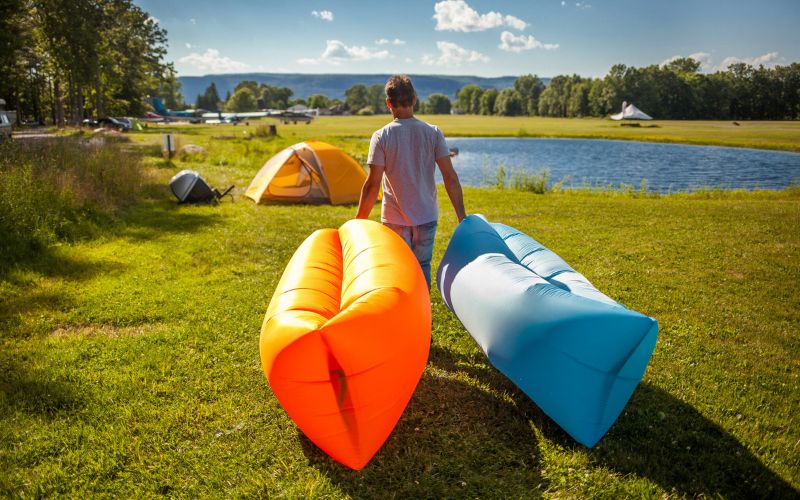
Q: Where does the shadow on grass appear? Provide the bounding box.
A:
[429,344,797,498]
[117,188,224,242]
[0,251,128,339]
[300,360,545,497]
[595,383,797,499]
[0,356,86,417]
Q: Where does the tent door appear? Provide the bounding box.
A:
[266,154,313,198]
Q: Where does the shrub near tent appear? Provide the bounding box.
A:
[245,140,367,205]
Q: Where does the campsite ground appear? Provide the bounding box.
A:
[1,123,799,497]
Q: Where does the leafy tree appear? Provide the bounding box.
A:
[479,88,499,115]
[664,57,701,75]
[423,93,451,114]
[196,82,221,111]
[367,83,389,114]
[306,94,330,109]
[456,84,483,114]
[588,78,615,117]
[494,88,523,116]
[567,80,591,117]
[225,87,257,112]
[259,84,292,109]
[157,66,185,109]
[0,0,169,124]
[234,80,258,94]
[344,84,368,112]
[514,74,545,115]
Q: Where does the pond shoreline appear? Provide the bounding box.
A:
[445,136,800,192]
[443,131,800,153]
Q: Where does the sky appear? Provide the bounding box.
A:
[134,0,800,78]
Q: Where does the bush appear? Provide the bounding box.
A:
[0,139,144,265]
[495,165,507,189]
[511,168,550,194]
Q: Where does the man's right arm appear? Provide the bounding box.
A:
[435,156,467,222]
[355,164,384,219]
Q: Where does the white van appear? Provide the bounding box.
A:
[0,111,11,143]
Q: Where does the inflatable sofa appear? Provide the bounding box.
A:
[259,219,431,469]
[437,215,658,447]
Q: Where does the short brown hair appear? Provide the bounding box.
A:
[385,75,416,108]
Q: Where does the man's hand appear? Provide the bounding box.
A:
[355,164,384,219]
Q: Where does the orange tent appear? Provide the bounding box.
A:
[245,140,366,205]
[259,219,431,469]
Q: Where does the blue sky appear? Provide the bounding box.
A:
[135,0,800,77]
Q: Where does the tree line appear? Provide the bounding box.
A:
[455,59,800,120]
[204,81,453,115]
[209,58,799,120]
[1,0,172,125]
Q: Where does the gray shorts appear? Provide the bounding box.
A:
[383,220,438,290]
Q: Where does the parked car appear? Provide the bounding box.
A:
[84,116,130,132]
[0,111,11,143]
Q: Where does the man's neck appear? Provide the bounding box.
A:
[391,107,415,119]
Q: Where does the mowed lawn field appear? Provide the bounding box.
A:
[288,115,800,151]
[1,122,799,497]
[116,114,800,153]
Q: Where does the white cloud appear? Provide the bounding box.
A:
[405,57,414,63]
[433,0,528,32]
[422,41,489,67]
[499,31,559,52]
[376,38,406,45]
[189,18,196,25]
[719,52,779,70]
[185,43,192,49]
[561,1,566,6]
[312,10,334,21]
[575,2,591,9]
[661,51,779,72]
[178,48,249,73]
[298,40,389,65]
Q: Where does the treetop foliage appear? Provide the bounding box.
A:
[1,0,174,124]
[450,63,799,120]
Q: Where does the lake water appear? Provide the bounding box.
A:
[444,137,800,192]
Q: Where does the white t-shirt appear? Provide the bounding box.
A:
[367,117,450,226]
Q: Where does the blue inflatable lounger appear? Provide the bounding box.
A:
[436,214,658,447]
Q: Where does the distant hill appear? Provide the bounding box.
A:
[178,73,539,104]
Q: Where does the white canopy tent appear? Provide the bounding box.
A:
[610,101,653,120]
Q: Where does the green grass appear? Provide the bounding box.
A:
[121,114,800,153]
[1,132,799,497]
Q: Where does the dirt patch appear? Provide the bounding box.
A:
[51,323,161,338]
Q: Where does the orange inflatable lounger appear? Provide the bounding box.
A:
[259,219,431,470]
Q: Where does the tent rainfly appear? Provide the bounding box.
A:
[610,101,653,121]
[245,140,367,205]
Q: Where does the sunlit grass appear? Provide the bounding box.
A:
[123,114,800,152]
[1,131,798,497]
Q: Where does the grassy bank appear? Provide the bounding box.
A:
[0,139,144,266]
[124,115,800,152]
[1,135,798,497]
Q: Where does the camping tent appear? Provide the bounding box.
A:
[245,140,367,204]
[610,101,653,120]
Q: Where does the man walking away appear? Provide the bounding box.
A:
[356,75,467,289]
